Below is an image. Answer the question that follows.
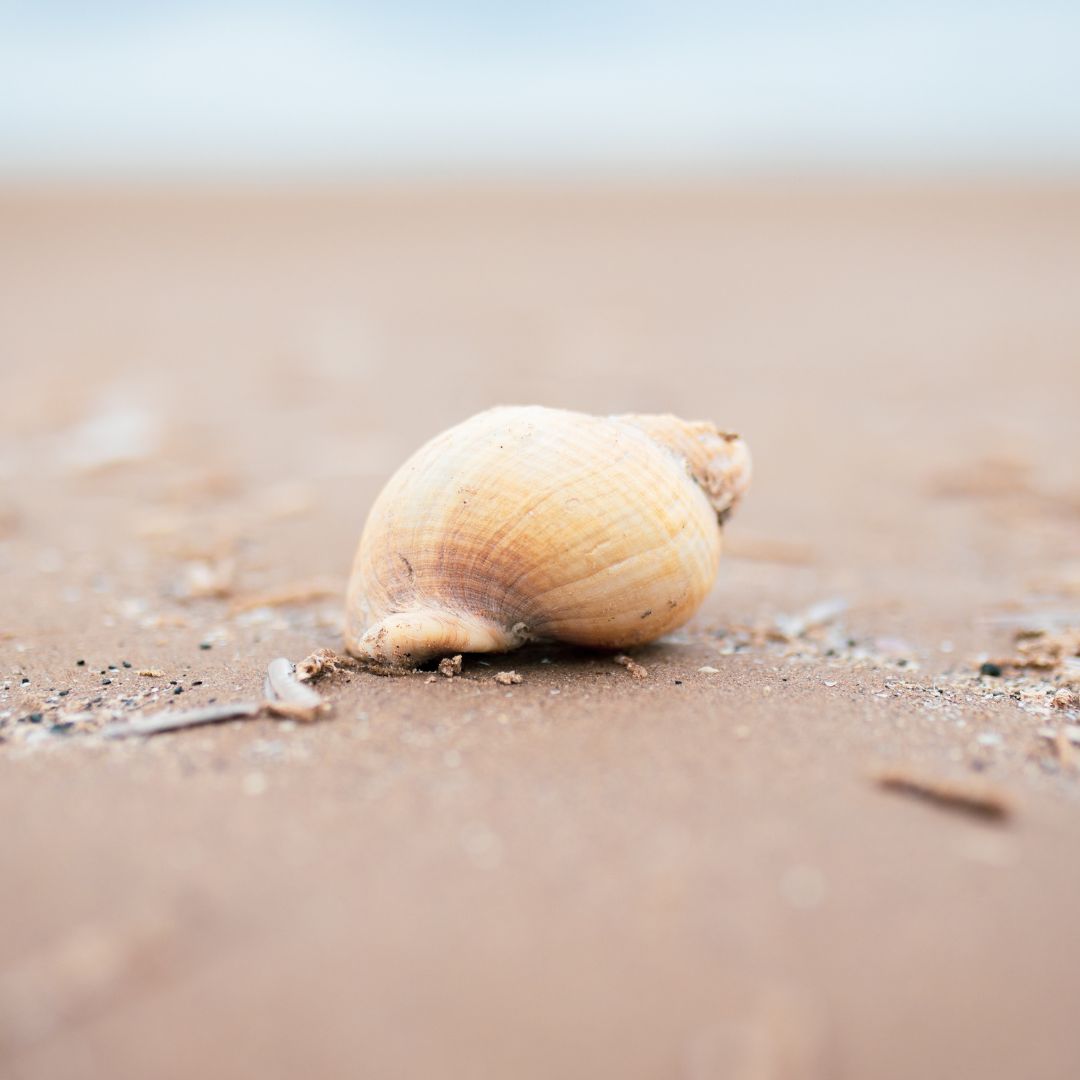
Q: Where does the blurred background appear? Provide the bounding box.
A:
[3,1,1080,177]
[2,1,1077,630]
[2,5,1080,1079]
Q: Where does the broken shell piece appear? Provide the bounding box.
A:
[614,654,649,679]
[493,671,522,685]
[264,657,327,722]
[438,655,463,678]
[345,406,750,672]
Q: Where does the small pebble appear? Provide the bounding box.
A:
[980,662,1003,678]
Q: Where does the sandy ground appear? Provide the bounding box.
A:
[1,181,1079,1079]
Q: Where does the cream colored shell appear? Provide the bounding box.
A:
[345,406,750,670]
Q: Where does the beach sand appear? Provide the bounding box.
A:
[1,181,1079,1078]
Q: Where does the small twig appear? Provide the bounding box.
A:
[101,657,332,739]
[874,767,1013,821]
[102,702,263,739]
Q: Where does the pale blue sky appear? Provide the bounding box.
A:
[1,2,1078,175]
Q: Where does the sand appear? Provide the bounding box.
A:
[1,181,1079,1079]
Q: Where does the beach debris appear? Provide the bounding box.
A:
[295,647,357,683]
[772,597,848,642]
[614,654,648,679]
[928,457,1033,500]
[1054,729,1076,771]
[229,578,340,614]
[102,701,262,739]
[493,670,522,685]
[874,767,1013,821]
[438,655,463,679]
[177,558,235,600]
[137,668,165,678]
[59,398,163,473]
[1038,726,1080,771]
[981,626,1079,673]
[1038,724,1080,745]
[263,657,327,722]
[1010,627,1080,672]
[698,665,720,674]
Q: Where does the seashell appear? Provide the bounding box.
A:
[345,406,750,671]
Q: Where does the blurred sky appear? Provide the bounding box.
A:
[1,1,1079,176]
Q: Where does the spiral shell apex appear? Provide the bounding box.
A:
[345,406,750,671]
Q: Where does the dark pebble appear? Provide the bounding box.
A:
[50,722,75,735]
[122,661,132,668]
[102,678,112,685]
[27,713,44,724]
[21,678,29,685]
[980,662,1003,678]
[199,642,212,650]
[76,659,85,666]
[173,687,183,695]
[58,689,69,696]
[674,679,683,685]
[192,680,203,686]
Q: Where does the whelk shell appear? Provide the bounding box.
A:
[345,406,750,671]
